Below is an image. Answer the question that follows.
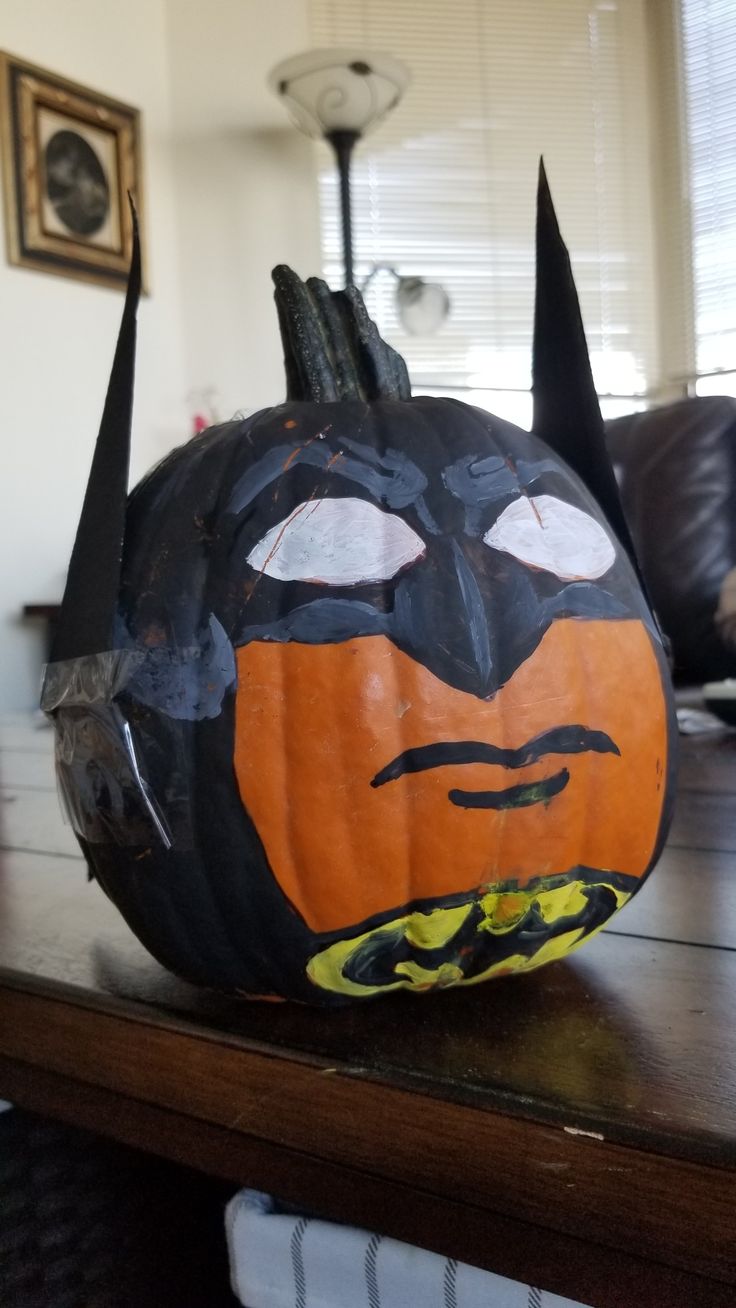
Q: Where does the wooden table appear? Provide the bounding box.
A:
[21,603,61,661]
[2,715,736,1308]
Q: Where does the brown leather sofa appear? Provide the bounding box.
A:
[605,396,736,683]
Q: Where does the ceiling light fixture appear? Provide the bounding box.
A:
[268,48,409,287]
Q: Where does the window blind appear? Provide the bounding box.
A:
[680,0,736,386]
[310,0,658,408]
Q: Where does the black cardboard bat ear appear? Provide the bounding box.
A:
[532,160,641,576]
[50,198,141,664]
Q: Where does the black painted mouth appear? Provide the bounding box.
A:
[449,766,570,810]
[371,725,619,810]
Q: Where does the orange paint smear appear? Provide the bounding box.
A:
[282,439,316,472]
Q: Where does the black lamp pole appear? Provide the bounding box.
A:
[326,129,359,288]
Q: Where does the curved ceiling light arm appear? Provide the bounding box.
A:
[361,263,400,295]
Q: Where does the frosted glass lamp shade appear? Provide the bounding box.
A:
[268,49,410,140]
[396,277,451,336]
[363,265,451,336]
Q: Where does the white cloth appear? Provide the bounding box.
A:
[226,1189,591,1308]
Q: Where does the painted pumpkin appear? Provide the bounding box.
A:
[44,167,675,1004]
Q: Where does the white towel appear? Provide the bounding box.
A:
[226,1190,592,1308]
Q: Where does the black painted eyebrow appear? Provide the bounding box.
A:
[371,725,620,788]
[227,437,427,516]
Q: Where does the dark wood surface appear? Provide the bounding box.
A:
[21,604,61,619]
[21,603,61,661]
[2,716,736,1307]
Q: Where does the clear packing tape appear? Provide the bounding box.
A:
[41,621,236,850]
[42,651,175,849]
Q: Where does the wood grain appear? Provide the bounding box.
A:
[604,843,736,947]
[676,731,736,794]
[667,788,736,852]
[0,785,79,857]
[2,847,736,1160]
[2,985,736,1289]
[0,747,56,790]
[1,1055,732,1308]
[0,716,54,753]
[2,725,736,1305]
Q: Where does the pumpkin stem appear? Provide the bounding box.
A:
[272,266,411,402]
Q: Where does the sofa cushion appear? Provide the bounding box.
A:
[605,396,736,681]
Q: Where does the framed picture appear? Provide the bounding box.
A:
[0,52,145,290]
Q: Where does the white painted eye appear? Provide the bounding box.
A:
[483,494,615,580]
[247,497,426,585]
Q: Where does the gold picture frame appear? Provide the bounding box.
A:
[0,52,146,291]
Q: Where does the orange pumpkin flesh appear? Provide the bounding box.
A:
[235,618,667,935]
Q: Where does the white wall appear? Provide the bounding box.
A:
[0,0,321,711]
[172,128,321,420]
[0,0,188,711]
[164,0,321,418]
